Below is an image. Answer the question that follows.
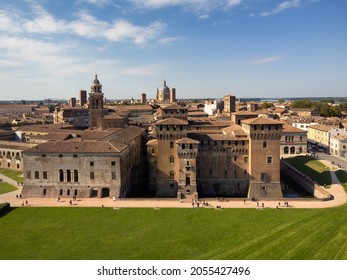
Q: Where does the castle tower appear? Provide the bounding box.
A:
[176,138,199,199]
[88,74,105,129]
[170,88,176,103]
[241,117,283,198]
[224,95,236,114]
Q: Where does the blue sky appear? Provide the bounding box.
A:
[0,0,346,101]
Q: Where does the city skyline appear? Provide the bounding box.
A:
[0,0,346,100]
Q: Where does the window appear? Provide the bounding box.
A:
[170,171,174,180]
[35,171,39,179]
[74,170,79,182]
[90,161,94,166]
[170,156,174,164]
[209,170,212,175]
[90,172,95,180]
[244,156,248,163]
[111,172,116,179]
[267,157,273,164]
[261,172,267,182]
[43,189,47,196]
[186,160,190,166]
[111,161,115,166]
[263,141,267,148]
[59,154,63,158]
[73,154,77,158]
[66,170,71,182]
[26,171,31,179]
[43,171,48,179]
[59,189,63,196]
[234,156,238,161]
[189,144,193,149]
[182,144,185,149]
[74,190,78,196]
[41,154,46,157]
[67,190,70,196]
[170,141,174,149]
[59,170,64,182]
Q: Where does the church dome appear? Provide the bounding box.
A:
[92,74,100,85]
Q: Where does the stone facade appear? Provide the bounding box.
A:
[280,124,307,155]
[21,126,146,199]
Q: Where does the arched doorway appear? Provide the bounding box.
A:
[101,187,110,198]
[290,146,295,154]
[284,146,289,154]
[185,176,190,186]
[90,188,98,197]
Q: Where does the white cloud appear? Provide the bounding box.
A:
[246,56,282,65]
[198,14,209,19]
[77,0,111,7]
[260,0,301,17]
[158,36,182,44]
[127,0,242,15]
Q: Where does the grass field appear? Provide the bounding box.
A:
[0,206,346,260]
[0,168,23,183]
[335,170,347,193]
[0,182,17,195]
[284,156,332,185]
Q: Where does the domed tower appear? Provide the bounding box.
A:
[89,74,104,110]
[88,74,105,129]
[157,80,170,102]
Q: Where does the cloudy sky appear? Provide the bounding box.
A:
[0,0,346,100]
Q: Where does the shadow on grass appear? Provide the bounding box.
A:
[284,156,332,185]
[0,203,17,218]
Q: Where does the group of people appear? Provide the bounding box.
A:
[191,199,209,208]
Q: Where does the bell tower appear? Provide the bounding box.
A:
[88,74,105,129]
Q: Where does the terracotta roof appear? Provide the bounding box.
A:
[24,141,121,154]
[307,124,332,132]
[232,111,259,116]
[29,132,73,141]
[161,104,186,110]
[103,113,124,119]
[155,118,188,125]
[175,137,200,144]
[0,140,34,150]
[282,124,307,133]
[242,117,283,125]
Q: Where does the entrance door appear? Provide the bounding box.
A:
[101,187,110,198]
[186,176,191,186]
[90,188,98,197]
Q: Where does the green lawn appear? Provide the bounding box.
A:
[0,182,18,195]
[0,206,346,260]
[335,170,347,193]
[0,168,23,183]
[284,156,332,186]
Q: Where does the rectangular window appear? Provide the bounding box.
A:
[73,154,77,158]
[59,154,63,158]
[41,154,46,157]
[111,172,116,179]
[111,161,115,166]
[34,171,39,179]
[74,190,78,196]
[244,156,248,163]
[267,157,273,164]
[234,156,238,161]
[67,190,70,196]
[59,189,63,196]
[26,171,31,179]
[90,161,94,166]
[90,172,95,180]
[43,189,47,196]
[261,172,267,182]
[43,171,48,179]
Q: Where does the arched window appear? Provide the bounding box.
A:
[59,169,64,182]
[290,146,295,154]
[170,156,174,164]
[170,141,174,149]
[66,170,71,182]
[74,170,79,182]
[263,141,267,148]
[284,146,289,154]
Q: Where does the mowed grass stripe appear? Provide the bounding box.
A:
[0,206,346,260]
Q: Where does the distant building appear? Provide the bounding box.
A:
[79,90,87,107]
[281,124,307,155]
[156,80,171,102]
[223,95,236,114]
[170,88,176,103]
[141,93,146,105]
[69,98,76,107]
[307,124,332,152]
